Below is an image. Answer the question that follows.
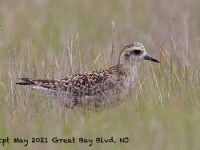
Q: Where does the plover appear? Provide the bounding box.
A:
[16,42,159,108]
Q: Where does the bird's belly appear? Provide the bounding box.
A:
[38,82,131,107]
[54,87,124,106]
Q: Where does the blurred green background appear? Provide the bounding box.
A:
[0,0,200,149]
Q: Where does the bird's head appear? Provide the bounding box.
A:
[118,42,160,65]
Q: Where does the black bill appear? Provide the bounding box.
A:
[143,54,160,63]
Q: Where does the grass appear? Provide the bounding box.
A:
[0,0,200,149]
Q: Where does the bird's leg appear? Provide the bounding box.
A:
[59,102,75,125]
[58,104,66,124]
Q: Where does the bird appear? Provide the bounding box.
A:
[16,42,159,108]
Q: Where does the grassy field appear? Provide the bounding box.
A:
[0,0,200,149]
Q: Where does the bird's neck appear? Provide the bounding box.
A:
[115,62,138,78]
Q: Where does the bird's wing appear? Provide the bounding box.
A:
[16,68,122,96]
[63,68,125,96]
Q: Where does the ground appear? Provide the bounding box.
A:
[0,0,200,149]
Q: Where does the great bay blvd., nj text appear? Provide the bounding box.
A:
[0,136,129,147]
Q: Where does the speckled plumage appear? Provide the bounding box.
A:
[16,42,159,108]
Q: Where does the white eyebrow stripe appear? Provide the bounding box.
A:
[132,47,141,50]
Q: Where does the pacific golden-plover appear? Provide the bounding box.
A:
[16,42,159,108]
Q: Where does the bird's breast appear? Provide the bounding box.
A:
[123,76,135,88]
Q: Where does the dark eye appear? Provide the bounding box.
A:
[133,50,141,55]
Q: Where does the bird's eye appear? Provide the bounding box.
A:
[133,50,141,55]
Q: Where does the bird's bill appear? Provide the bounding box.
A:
[143,54,160,63]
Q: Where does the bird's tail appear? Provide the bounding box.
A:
[15,78,58,90]
[15,78,35,86]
